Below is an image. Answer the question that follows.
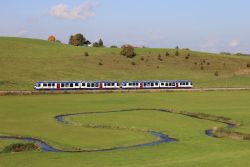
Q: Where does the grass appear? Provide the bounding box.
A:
[0,91,250,166]
[1,37,250,90]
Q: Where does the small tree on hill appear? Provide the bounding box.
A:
[48,35,56,43]
[69,33,86,46]
[120,45,136,58]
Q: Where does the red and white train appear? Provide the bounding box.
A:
[34,80,193,90]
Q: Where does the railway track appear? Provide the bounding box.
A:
[0,87,250,96]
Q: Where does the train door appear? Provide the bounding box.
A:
[140,82,143,89]
[99,82,103,89]
[57,83,61,89]
[176,82,179,89]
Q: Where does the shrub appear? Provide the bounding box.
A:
[165,51,170,57]
[131,62,136,65]
[120,45,136,58]
[158,54,163,61]
[2,143,39,153]
[194,62,197,65]
[214,71,219,76]
[110,45,118,48]
[98,62,103,66]
[175,50,179,56]
[48,35,56,43]
[247,63,250,68]
[207,62,210,65]
[200,66,204,70]
[156,66,160,69]
[84,52,89,57]
[141,57,144,61]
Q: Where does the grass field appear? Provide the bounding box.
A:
[1,91,250,167]
[1,37,250,90]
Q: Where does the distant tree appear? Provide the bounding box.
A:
[120,45,136,58]
[214,71,219,76]
[175,46,179,50]
[48,35,56,43]
[92,39,104,47]
[98,39,104,47]
[55,40,61,43]
[69,33,86,46]
[110,45,118,48]
[247,63,250,68]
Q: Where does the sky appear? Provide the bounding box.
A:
[0,0,250,53]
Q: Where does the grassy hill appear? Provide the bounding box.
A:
[0,37,250,90]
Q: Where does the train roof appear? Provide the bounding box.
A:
[36,81,119,84]
[122,80,192,83]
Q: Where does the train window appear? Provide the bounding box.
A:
[52,83,55,87]
[135,83,138,86]
[161,83,164,86]
[129,83,132,86]
[48,83,52,87]
[95,83,99,87]
[75,83,79,87]
[91,83,95,87]
[43,83,47,87]
[155,83,159,86]
[87,83,90,87]
[111,83,115,86]
[151,83,154,86]
[165,83,169,86]
[82,83,86,87]
[61,84,64,88]
[70,84,73,87]
[37,84,41,87]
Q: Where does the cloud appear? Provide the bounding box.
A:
[229,39,240,47]
[50,1,98,20]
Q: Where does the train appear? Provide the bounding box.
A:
[34,80,193,90]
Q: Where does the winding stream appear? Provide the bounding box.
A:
[0,108,236,153]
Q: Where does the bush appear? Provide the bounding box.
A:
[131,62,136,65]
[110,45,118,48]
[200,66,204,70]
[2,143,39,153]
[98,62,103,66]
[120,45,136,58]
[84,52,89,57]
[141,57,144,61]
[48,35,56,43]
[247,63,250,68]
[214,71,219,76]
[165,51,170,57]
[158,54,163,61]
[207,62,210,65]
[175,50,179,56]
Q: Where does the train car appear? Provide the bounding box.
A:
[34,81,82,90]
[121,80,193,89]
[34,81,120,90]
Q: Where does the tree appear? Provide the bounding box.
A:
[69,33,86,46]
[120,45,136,58]
[92,39,104,47]
[175,50,179,56]
[98,39,104,47]
[48,35,56,43]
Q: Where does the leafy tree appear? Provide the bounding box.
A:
[69,33,86,46]
[48,35,56,43]
[120,45,136,58]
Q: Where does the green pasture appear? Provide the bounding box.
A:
[1,37,250,90]
[0,91,250,167]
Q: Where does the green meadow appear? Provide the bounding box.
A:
[1,37,250,90]
[1,91,250,167]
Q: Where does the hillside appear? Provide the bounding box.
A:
[0,37,250,90]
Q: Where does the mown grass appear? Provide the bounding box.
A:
[0,91,250,166]
[1,37,250,90]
